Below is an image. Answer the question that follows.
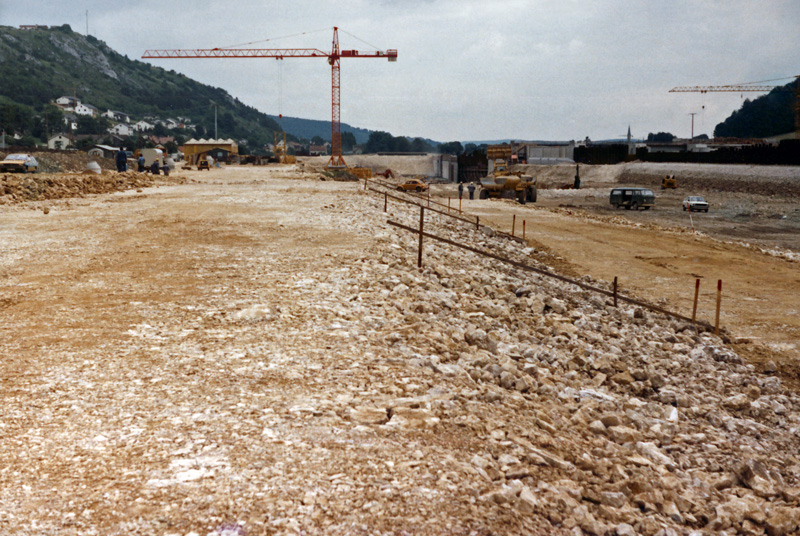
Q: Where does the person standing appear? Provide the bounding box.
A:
[150,160,160,175]
[137,154,145,172]
[115,148,127,172]
[458,181,464,199]
[467,182,476,200]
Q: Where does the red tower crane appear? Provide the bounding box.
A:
[143,27,397,169]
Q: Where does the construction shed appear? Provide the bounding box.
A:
[183,138,238,164]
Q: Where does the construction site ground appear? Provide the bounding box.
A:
[1,161,800,535]
[428,163,800,384]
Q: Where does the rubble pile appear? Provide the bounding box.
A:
[32,151,116,173]
[338,190,800,534]
[0,171,187,203]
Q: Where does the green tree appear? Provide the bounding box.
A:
[311,135,324,145]
[341,131,356,152]
[438,141,464,155]
[646,132,675,142]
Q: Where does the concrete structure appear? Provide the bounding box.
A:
[302,154,458,181]
[183,138,238,164]
[87,145,121,159]
[47,134,71,150]
[75,103,99,117]
[516,142,575,164]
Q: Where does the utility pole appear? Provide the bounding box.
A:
[689,112,697,140]
[210,101,218,139]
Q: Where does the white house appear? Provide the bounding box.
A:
[108,123,134,136]
[75,103,99,117]
[63,114,78,131]
[55,96,79,111]
[47,134,72,150]
[134,120,154,132]
[103,110,130,123]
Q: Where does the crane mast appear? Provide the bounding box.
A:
[143,28,397,169]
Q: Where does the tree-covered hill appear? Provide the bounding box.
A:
[0,24,386,152]
[714,80,797,138]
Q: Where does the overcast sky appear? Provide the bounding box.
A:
[2,1,798,142]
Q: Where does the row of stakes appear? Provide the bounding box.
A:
[380,184,724,336]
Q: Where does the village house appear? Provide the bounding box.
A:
[134,120,154,132]
[108,123,134,136]
[54,96,79,111]
[75,103,99,117]
[102,110,130,123]
[47,134,71,150]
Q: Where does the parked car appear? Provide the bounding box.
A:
[683,196,709,212]
[0,153,39,173]
[397,178,428,192]
[609,187,655,210]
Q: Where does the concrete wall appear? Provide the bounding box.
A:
[300,154,458,180]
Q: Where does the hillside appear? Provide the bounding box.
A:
[714,80,797,138]
[0,24,395,152]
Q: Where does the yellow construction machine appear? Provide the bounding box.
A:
[478,145,537,203]
[661,174,677,189]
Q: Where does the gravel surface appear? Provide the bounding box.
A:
[1,165,799,536]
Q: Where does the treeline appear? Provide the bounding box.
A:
[714,81,796,138]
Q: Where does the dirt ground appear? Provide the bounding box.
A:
[2,162,799,535]
[429,163,800,386]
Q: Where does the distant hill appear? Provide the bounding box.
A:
[0,24,415,152]
[269,115,374,145]
[714,81,797,138]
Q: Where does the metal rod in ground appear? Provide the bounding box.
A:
[512,214,516,237]
[476,215,479,230]
[448,197,451,212]
[418,206,425,268]
[715,279,722,336]
[386,219,715,330]
[427,189,430,207]
[692,278,700,327]
[459,197,462,213]
[384,192,387,212]
[523,220,526,240]
[613,276,618,307]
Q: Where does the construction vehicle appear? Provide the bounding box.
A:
[478,145,537,203]
[197,155,210,170]
[273,131,296,164]
[661,174,677,189]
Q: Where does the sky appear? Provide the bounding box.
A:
[1,0,798,142]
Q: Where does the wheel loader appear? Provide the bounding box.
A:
[478,146,537,203]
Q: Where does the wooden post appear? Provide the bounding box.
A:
[418,206,425,268]
[715,279,722,336]
[613,276,618,307]
[384,192,387,212]
[363,178,367,190]
[448,197,451,212]
[476,215,480,230]
[691,279,700,327]
[523,220,526,240]
[512,214,516,237]
[427,189,430,207]
[459,196,462,213]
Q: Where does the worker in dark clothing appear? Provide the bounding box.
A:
[137,154,146,172]
[115,149,127,172]
[467,182,476,200]
[574,164,581,190]
[458,182,464,199]
[150,160,160,175]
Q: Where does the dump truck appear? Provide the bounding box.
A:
[478,146,537,203]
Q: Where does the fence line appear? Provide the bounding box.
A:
[385,218,718,332]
